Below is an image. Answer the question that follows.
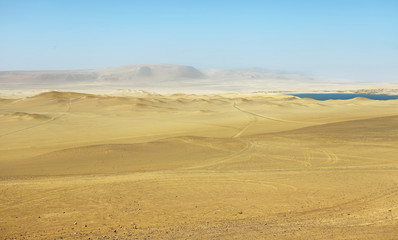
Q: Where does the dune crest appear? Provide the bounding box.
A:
[0,90,397,239]
[1,112,51,121]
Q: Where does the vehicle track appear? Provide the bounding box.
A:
[233,101,287,123]
[292,186,398,218]
[0,97,80,138]
[0,184,93,213]
[138,177,297,191]
[183,139,253,170]
[320,149,339,164]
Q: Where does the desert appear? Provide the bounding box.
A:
[0,88,397,239]
[2,1,398,239]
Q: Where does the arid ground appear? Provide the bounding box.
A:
[0,91,397,239]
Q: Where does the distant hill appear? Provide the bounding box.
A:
[0,64,205,84]
[0,64,357,92]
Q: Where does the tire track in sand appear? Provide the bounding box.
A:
[292,186,398,217]
[320,149,339,165]
[182,139,254,170]
[0,97,80,138]
[233,101,319,127]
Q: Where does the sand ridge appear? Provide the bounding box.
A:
[0,91,397,239]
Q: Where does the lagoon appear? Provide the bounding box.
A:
[287,93,398,101]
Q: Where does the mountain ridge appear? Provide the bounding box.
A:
[0,64,360,92]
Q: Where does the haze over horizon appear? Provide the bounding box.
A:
[1,0,397,83]
[2,2,398,239]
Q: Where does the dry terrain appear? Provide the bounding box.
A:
[0,91,397,239]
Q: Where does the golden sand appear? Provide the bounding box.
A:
[0,91,397,239]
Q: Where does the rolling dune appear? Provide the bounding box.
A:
[0,91,397,239]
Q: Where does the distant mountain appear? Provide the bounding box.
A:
[0,64,356,92]
[96,64,206,81]
[0,64,205,84]
[202,68,316,82]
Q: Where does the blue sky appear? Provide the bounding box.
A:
[0,0,397,82]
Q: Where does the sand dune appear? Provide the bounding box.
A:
[2,137,244,177]
[0,91,397,239]
[1,112,51,121]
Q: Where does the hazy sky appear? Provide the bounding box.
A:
[1,0,397,82]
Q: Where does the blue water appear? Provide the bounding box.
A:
[287,93,398,101]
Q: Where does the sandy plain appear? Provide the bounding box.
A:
[0,91,397,239]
